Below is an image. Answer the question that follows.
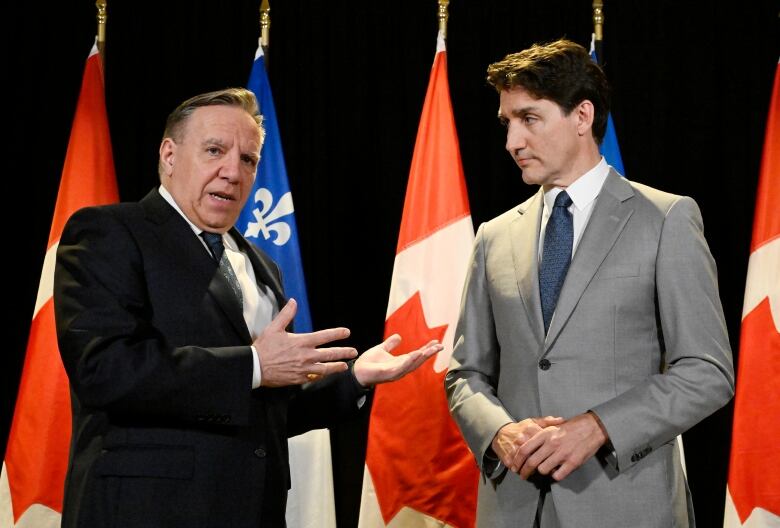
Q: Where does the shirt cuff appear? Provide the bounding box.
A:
[483,449,506,479]
[250,345,262,389]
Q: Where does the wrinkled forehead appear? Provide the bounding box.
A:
[181,106,261,143]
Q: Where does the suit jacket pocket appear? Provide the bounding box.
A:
[597,264,640,280]
[94,444,194,480]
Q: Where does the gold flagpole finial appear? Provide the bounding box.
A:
[96,0,107,56]
[260,0,271,55]
[438,0,449,39]
[592,0,604,43]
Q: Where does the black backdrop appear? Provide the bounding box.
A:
[4,1,778,526]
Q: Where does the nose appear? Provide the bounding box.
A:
[505,122,527,156]
[219,149,242,183]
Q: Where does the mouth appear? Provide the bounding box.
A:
[208,192,236,202]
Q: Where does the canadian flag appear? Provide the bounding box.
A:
[723,59,780,528]
[0,41,118,527]
[358,32,479,527]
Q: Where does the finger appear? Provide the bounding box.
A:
[419,342,443,358]
[307,346,358,363]
[519,450,548,479]
[267,299,297,331]
[518,438,555,479]
[297,327,351,347]
[536,451,565,476]
[552,461,576,482]
[369,353,417,382]
[512,425,542,446]
[308,361,350,379]
[510,431,546,473]
[534,415,565,426]
[392,351,424,378]
[381,334,402,353]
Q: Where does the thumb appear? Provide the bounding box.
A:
[268,298,297,332]
[381,334,402,353]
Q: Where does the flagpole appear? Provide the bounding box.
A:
[96,0,107,57]
[592,0,603,63]
[260,0,270,65]
[438,0,449,39]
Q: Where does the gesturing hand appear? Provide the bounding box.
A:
[256,299,358,387]
[352,334,442,387]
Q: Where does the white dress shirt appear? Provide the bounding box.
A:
[159,185,277,388]
[538,157,611,262]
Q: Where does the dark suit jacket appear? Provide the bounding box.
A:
[54,189,365,528]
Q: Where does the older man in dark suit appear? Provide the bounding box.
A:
[54,88,440,528]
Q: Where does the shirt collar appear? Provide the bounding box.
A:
[158,185,238,250]
[543,157,610,211]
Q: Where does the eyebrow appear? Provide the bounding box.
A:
[498,105,542,119]
[202,138,227,148]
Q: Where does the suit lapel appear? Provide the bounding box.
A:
[510,191,546,346]
[543,170,635,351]
[141,189,252,343]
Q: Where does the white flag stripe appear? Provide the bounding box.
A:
[286,430,336,528]
[741,238,780,324]
[0,464,13,528]
[33,242,58,319]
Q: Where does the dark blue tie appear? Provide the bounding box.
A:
[201,231,243,308]
[539,191,573,334]
[201,231,225,262]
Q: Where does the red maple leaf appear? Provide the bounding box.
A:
[366,292,478,527]
[729,297,780,521]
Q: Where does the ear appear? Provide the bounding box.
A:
[575,100,595,137]
[159,138,177,177]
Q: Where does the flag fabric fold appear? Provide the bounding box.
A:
[723,58,780,528]
[0,41,119,528]
[589,36,625,175]
[237,44,336,528]
[358,32,478,528]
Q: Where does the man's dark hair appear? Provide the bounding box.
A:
[487,39,610,144]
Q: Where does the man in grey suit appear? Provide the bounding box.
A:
[445,39,734,527]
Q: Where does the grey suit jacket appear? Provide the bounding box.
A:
[445,171,734,528]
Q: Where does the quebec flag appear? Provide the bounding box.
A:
[589,35,625,175]
[238,45,312,333]
[238,45,337,528]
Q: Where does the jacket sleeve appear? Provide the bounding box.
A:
[55,206,255,426]
[285,364,370,438]
[445,223,514,473]
[590,196,735,471]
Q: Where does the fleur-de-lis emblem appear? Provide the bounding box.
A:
[244,187,294,246]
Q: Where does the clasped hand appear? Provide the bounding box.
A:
[491,412,608,482]
[255,299,442,387]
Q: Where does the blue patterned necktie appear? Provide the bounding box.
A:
[539,191,573,333]
[201,231,244,308]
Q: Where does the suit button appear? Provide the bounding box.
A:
[254,448,267,458]
[538,359,551,371]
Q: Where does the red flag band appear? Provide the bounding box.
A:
[1,42,118,526]
[723,59,780,528]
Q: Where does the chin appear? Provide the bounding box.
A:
[520,172,542,186]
